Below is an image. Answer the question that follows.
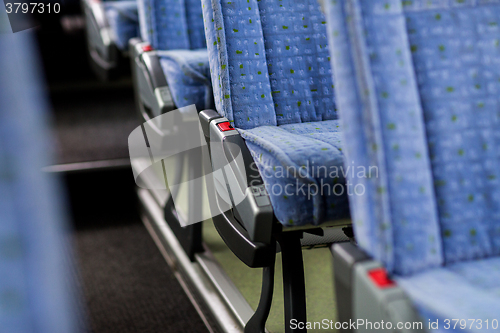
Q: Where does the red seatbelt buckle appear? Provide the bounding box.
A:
[142,44,153,52]
[217,121,234,132]
[368,268,396,288]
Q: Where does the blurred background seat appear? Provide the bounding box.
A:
[130,0,213,126]
[198,0,353,331]
[82,0,139,80]
[325,0,500,331]
[1,3,214,333]
[105,1,139,51]
[0,16,82,333]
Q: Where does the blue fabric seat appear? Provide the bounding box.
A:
[396,257,500,329]
[0,25,82,332]
[240,120,348,226]
[158,49,213,111]
[324,0,500,328]
[105,1,140,50]
[137,0,212,109]
[202,0,350,227]
[138,0,205,51]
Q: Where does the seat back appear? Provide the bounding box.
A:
[105,1,140,50]
[325,0,500,275]
[202,0,336,130]
[0,23,82,333]
[138,0,206,50]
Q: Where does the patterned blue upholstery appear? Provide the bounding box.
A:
[325,0,442,276]
[203,0,336,130]
[137,0,206,50]
[396,257,500,330]
[324,0,500,327]
[326,0,500,273]
[159,49,213,110]
[240,120,348,227]
[203,0,349,226]
[404,3,500,264]
[105,1,140,50]
[185,0,206,49]
[136,0,212,109]
[0,27,81,333]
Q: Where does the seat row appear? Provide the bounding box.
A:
[84,0,500,332]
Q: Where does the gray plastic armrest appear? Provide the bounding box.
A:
[332,243,426,333]
[353,261,426,333]
[129,38,175,124]
[204,114,275,244]
[82,0,115,66]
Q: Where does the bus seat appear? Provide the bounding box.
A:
[325,0,500,331]
[158,49,213,111]
[0,25,82,333]
[138,0,206,50]
[130,0,212,121]
[105,1,139,51]
[199,0,352,331]
[202,0,349,229]
[83,0,139,80]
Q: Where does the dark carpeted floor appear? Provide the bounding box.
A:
[50,83,141,165]
[40,23,209,333]
[66,169,209,333]
[38,20,141,166]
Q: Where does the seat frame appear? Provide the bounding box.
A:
[82,0,131,81]
[129,31,352,333]
[129,37,210,262]
[199,109,353,333]
[129,38,175,125]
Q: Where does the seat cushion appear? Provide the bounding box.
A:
[396,257,500,332]
[239,120,349,227]
[105,1,139,50]
[158,49,214,111]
